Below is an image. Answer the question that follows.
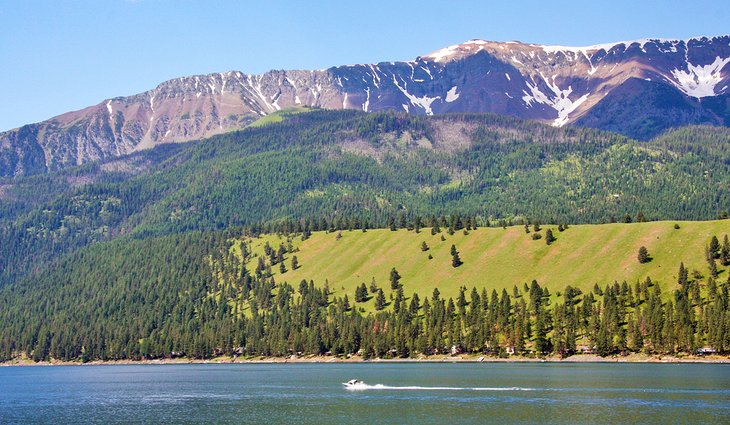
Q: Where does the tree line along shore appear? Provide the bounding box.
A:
[1,218,728,363]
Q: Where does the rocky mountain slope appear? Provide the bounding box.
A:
[1,35,729,177]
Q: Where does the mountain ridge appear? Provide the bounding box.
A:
[1,34,729,177]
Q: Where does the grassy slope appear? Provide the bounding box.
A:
[244,221,729,309]
[246,107,312,128]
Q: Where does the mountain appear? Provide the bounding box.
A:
[1,109,729,362]
[2,110,729,289]
[1,35,729,177]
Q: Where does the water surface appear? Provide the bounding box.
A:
[1,363,728,424]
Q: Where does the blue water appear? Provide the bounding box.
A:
[1,363,728,424]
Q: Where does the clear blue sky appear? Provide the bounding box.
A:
[1,0,728,131]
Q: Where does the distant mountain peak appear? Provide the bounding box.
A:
[1,34,729,177]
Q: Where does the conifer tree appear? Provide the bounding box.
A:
[545,229,556,245]
[450,245,463,267]
[678,262,688,289]
[638,246,650,263]
[369,278,378,294]
[721,235,730,266]
[355,283,368,303]
[390,268,401,290]
[394,287,404,314]
[709,236,720,259]
[375,289,386,311]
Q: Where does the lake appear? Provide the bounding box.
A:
[1,362,728,424]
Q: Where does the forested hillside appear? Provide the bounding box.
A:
[1,110,729,288]
[0,110,729,362]
[1,221,727,362]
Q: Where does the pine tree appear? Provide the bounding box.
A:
[375,289,386,311]
[545,229,556,245]
[420,241,429,252]
[720,235,730,266]
[369,278,378,294]
[709,236,720,259]
[637,246,650,263]
[389,268,401,290]
[409,293,420,315]
[678,262,688,289]
[291,255,299,270]
[355,283,368,303]
[451,245,463,268]
[708,257,718,279]
[394,287,404,314]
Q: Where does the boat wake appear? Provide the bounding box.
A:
[344,384,535,391]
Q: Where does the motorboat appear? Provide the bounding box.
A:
[342,379,367,388]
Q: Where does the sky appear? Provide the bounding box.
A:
[1,0,728,132]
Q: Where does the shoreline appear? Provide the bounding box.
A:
[3,353,729,366]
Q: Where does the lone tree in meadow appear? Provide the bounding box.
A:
[638,246,651,263]
[545,229,556,245]
[421,241,429,252]
[291,255,299,270]
[390,268,401,289]
[451,244,463,267]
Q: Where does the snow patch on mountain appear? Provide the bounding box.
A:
[669,56,730,98]
[445,86,460,103]
[540,38,684,57]
[363,87,370,112]
[422,40,487,63]
[425,45,461,62]
[392,77,439,115]
[149,95,155,121]
[521,77,590,127]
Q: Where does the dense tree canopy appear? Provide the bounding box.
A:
[0,228,727,362]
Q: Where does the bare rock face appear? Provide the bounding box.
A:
[1,35,729,177]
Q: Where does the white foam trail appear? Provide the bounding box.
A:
[346,384,534,391]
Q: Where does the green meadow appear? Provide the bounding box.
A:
[243,220,729,308]
[246,106,312,127]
